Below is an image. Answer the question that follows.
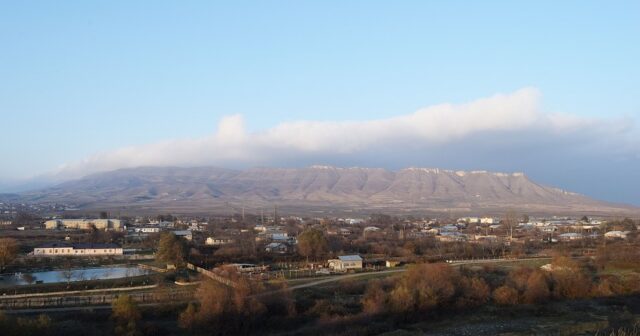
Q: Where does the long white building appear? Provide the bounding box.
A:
[45,219,123,231]
[328,255,363,271]
[33,243,123,256]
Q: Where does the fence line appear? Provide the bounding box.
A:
[186,263,238,288]
[0,284,158,300]
[0,289,193,309]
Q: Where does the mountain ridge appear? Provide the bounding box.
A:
[6,165,637,216]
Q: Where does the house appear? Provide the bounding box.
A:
[328,255,363,271]
[265,242,290,253]
[480,217,500,224]
[339,228,354,236]
[172,230,193,241]
[33,242,123,256]
[205,237,236,246]
[44,219,124,231]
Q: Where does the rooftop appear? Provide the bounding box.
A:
[338,255,362,261]
[37,242,121,249]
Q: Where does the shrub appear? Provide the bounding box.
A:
[522,270,550,304]
[493,285,519,305]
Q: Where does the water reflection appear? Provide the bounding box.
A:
[0,266,150,287]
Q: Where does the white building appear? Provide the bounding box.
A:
[45,219,124,231]
[481,217,500,224]
[33,243,123,256]
[205,237,236,246]
[132,226,162,233]
[328,255,363,271]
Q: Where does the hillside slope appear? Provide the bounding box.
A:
[15,166,636,216]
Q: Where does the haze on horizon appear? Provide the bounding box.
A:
[1,1,639,205]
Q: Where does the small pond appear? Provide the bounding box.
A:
[0,266,151,287]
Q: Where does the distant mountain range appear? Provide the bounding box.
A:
[3,166,637,216]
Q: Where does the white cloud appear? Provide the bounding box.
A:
[256,87,541,152]
[49,87,637,181]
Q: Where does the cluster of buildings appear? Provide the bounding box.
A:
[320,215,634,244]
[29,213,637,261]
[1,202,69,216]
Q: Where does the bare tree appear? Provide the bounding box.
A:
[0,238,19,272]
[503,210,519,242]
[59,259,75,287]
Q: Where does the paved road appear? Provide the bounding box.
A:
[286,269,404,290]
[260,257,551,296]
[448,256,551,265]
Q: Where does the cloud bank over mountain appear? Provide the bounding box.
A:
[33,88,639,204]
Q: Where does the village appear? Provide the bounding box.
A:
[1,207,639,335]
[1,210,636,279]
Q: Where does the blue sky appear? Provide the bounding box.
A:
[0,1,639,204]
